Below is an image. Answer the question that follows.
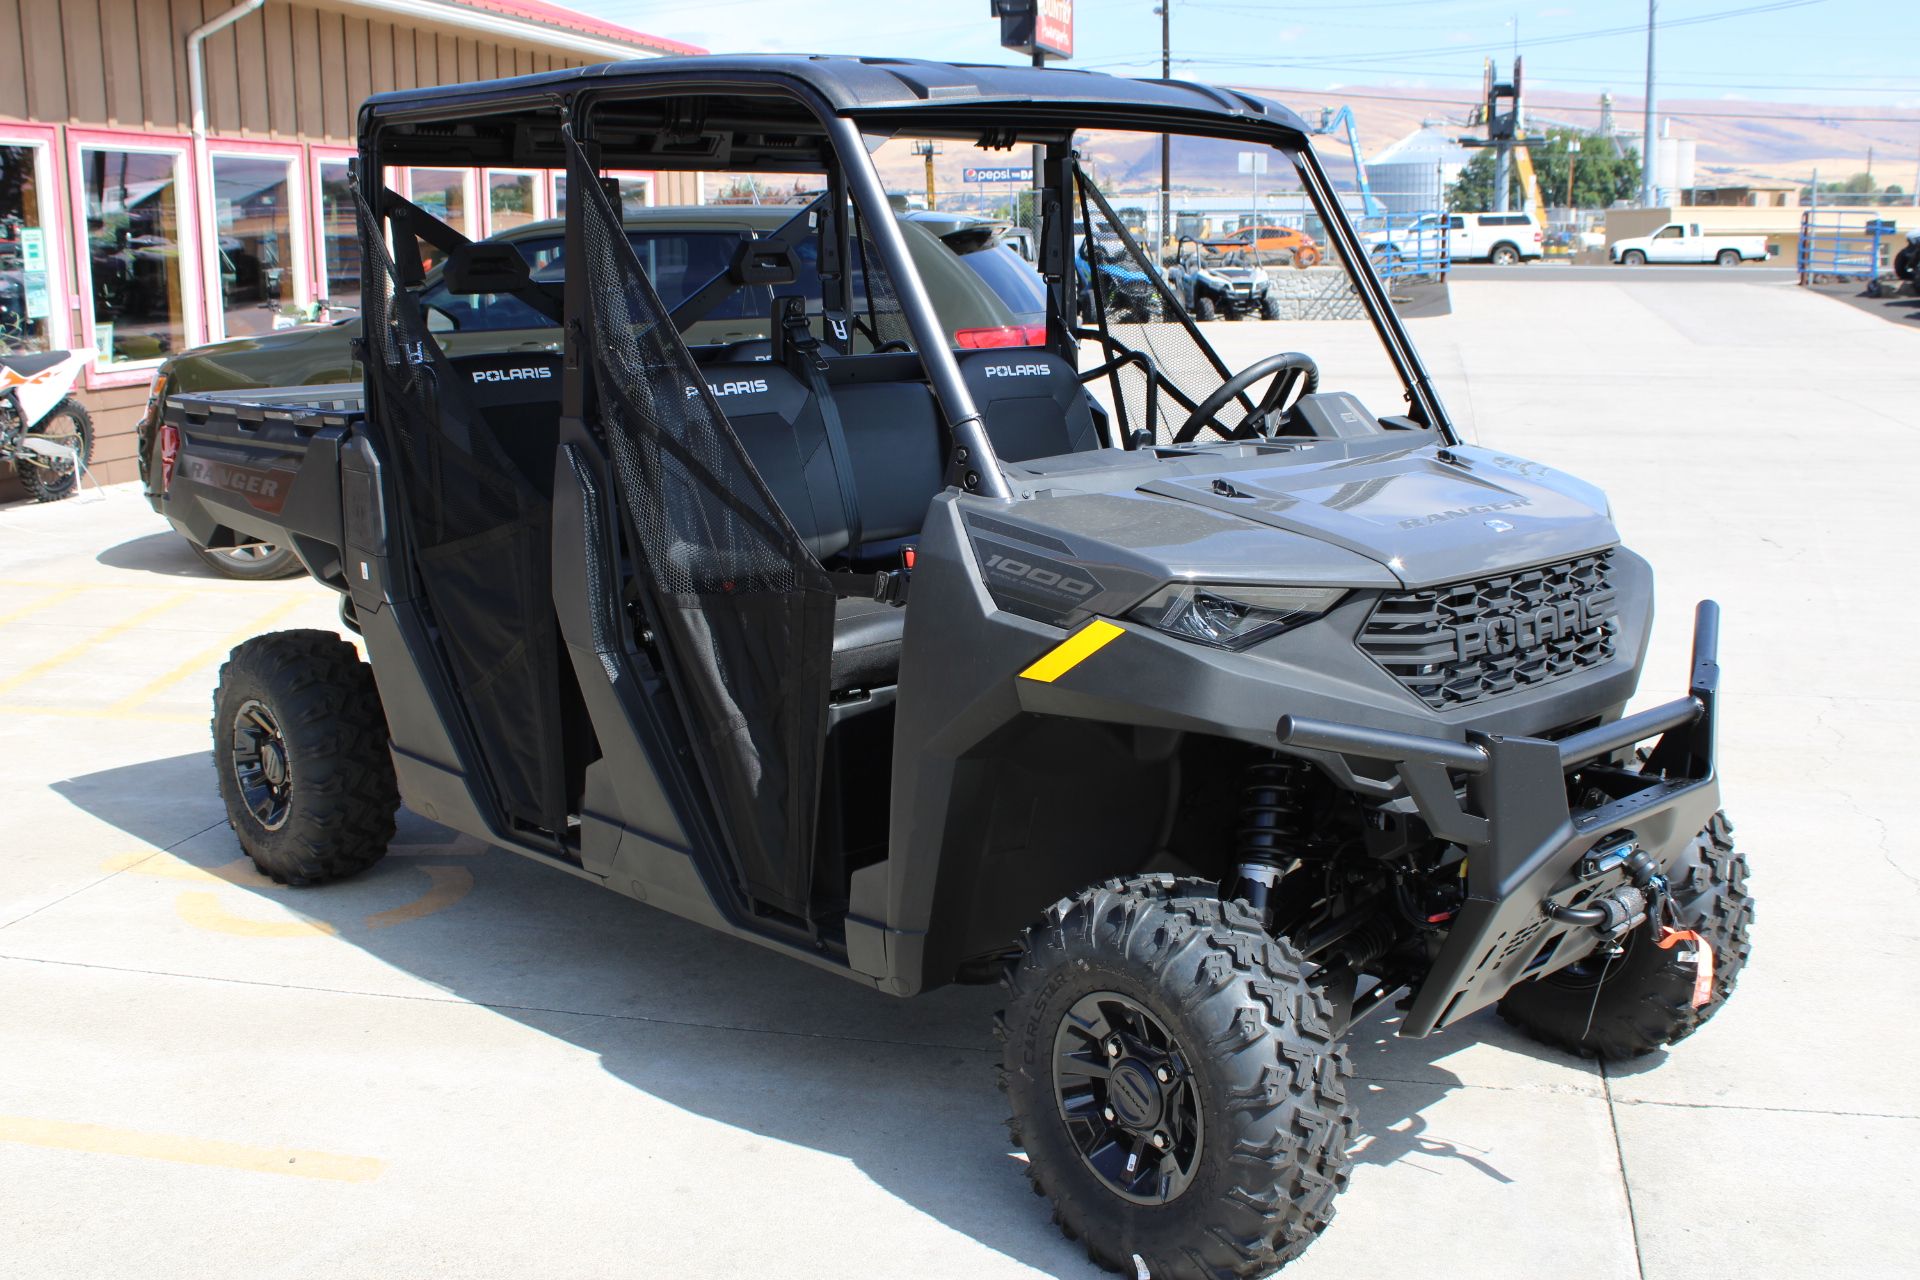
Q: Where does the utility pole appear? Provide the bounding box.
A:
[913,140,941,210]
[1641,0,1658,207]
[1566,137,1581,209]
[1032,46,1044,227]
[1159,1,1171,252]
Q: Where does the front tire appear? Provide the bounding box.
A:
[1192,294,1217,321]
[213,630,398,886]
[15,397,93,502]
[1260,295,1282,321]
[1621,249,1647,267]
[193,541,305,581]
[1499,811,1752,1060]
[1000,876,1355,1278]
[1715,249,1741,267]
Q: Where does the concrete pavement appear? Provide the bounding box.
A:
[3,272,1918,1278]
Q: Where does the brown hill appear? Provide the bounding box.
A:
[875,82,1919,199]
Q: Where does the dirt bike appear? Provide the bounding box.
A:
[1,349,93,502]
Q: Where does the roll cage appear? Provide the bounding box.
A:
[356,56,1457,498]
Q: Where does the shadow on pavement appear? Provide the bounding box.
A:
[94,529,229,578]
[1808,282,1920,327]
[94,530,228,579]
[57,751,1573,1271]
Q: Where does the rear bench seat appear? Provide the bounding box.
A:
[455,345,1103,694]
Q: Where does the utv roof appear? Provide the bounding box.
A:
[359,53,1311,146]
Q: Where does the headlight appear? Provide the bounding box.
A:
[1128,583,1346,651]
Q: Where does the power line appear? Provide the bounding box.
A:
[1264,85,1919,126]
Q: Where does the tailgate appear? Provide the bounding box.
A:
[160,384,363,565]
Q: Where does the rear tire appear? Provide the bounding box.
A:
[213,629,398,886]
[1294,246,1320,269]
[193,541,304,581]
[1498,811,1752,1060]
[1489,243,1521,266]
[15,397,93,502]
[999,875,1355,1278]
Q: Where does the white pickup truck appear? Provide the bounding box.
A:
[1610,222,1771,266]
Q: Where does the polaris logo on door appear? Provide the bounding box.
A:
[1453,589,1616,662]
[688,378,770,398]
[983,364,1050,378]
[471,366,554,383]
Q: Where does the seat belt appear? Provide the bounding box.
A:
[777,297,864,558]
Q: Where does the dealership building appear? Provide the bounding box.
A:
[0,0,700,490]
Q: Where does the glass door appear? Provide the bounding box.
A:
[312,153,359,322]
[0,134,64,354]
[209,150,305,338]
[74,138,199,375]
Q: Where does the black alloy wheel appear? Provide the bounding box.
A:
[1053,990,1205,1205]
[229,698,293,831]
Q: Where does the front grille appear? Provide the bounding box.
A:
[1359,551,1619,709]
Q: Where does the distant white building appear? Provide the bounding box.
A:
[1367,124,1473,215]
[1621,125,1698,206]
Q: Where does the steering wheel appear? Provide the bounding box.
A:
[1171,352,1319,444]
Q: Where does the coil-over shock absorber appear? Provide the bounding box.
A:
[1232,754,1315,925]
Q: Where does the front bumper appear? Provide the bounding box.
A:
[1278,600,1724,1037]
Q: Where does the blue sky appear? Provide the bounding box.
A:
[578,0,1917,110]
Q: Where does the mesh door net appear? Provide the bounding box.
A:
[566,134,836,919]
[355,189,567,833]
[1074,166,1247,443]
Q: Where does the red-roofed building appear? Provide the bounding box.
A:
[0,0,705,488]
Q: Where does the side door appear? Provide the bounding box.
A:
[1647,224,1687,263]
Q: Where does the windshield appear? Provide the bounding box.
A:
[1051,134,1423,444]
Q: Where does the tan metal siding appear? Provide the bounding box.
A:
[101,0,144,128]
[60,0,105,125]
[136,0,176,128]
[19,0,69,122]
[264,2,298,135]
[0,0,27,121]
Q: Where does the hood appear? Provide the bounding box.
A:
[1137,443,1617,587]
[165,319,363,394]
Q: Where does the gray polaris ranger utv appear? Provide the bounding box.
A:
[173,57,1751,1278]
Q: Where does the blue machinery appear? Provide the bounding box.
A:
[1798,211,1898,297]
[1362,211,1452,285]
[1312,106,1384,220]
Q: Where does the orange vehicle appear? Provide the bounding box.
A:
[1203,222,1322,267]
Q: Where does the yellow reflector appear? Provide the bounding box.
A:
[1019,619,1125,683]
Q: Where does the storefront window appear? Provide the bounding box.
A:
[211,154,294,337]
[487,171,539,234]
[317,159,359,314]
[551,174,649,217]
[82,147,189,366]
[0,143,55,353]
[408,168,469,269]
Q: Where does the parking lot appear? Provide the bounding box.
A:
[4,271,1918,1279]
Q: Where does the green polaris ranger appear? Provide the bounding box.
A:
[158,57,1751,1278]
